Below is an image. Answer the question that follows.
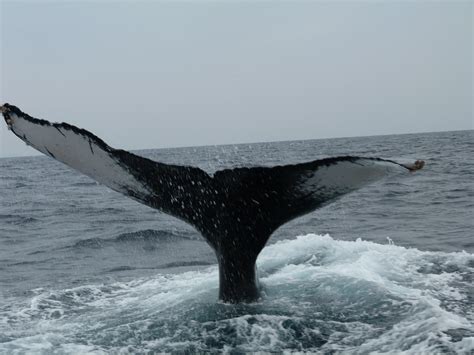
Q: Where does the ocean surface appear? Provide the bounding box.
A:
[0,130,473,354]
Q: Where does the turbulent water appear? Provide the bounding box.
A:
[0,130,473,353]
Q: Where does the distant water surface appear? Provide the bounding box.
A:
[0,130,473,353]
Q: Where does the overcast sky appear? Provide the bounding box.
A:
[1,1,472,158]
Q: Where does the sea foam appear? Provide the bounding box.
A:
[1,234,472,354]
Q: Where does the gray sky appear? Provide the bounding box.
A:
[1,1,472,158]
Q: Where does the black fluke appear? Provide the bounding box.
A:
[1,103,424,303]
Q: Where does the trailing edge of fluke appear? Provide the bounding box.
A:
[1,103,424,303]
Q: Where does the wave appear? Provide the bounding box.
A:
[70,181,99,187]
[0,214,38,225]
[72,229,198,249]
[115,229,193,242]
[1,234,473,354]
[106,261,214,273]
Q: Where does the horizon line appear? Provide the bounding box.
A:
[1,127,471,159]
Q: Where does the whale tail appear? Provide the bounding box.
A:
[1,103,424,303]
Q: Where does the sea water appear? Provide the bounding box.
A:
[0,130,472,353]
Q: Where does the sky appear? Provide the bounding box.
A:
[0,1,472,158]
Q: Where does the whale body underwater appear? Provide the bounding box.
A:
[1,103,424,303]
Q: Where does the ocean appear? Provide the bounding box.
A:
[0,130,473,353]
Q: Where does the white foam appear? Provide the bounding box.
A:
[1,234,472,353]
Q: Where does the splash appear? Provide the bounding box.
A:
[1,234,473,353]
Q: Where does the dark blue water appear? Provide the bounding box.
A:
[1,130,473,353]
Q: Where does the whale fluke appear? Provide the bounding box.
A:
[2,103,424,303]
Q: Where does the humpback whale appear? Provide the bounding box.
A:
[1,103,424,303]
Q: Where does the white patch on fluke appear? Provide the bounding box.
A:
[300,158,405,196]
[7,112,150,198]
